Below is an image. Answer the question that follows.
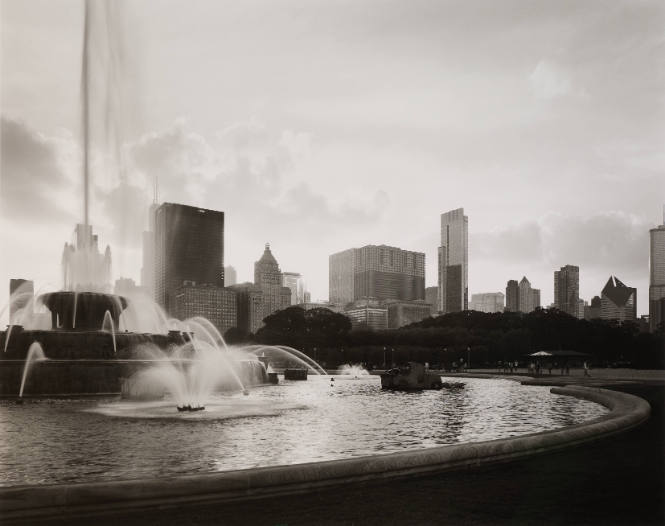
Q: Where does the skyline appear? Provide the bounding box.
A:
[1,0,664,316]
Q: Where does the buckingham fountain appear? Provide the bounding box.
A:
[0,2,644,521]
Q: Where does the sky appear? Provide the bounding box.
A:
[1,0,664,318]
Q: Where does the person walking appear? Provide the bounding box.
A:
[584,361,591,377]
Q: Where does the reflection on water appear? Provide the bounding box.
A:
[0,377,607,486]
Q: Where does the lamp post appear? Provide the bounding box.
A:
[467,345,471,370]
[391,347,395,367]
[383,346,387,369]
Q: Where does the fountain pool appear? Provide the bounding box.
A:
[0,376,608,487]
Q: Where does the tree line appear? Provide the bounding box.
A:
[224,306,664,369]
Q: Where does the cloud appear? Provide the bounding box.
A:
[472,212,650,282]
[0,116,78,224]
[529,60,574,100]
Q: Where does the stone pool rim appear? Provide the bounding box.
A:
[0,384,651,522]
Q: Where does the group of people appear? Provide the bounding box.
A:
[497,360,592,377]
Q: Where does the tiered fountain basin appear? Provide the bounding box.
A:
[0,291,270,397]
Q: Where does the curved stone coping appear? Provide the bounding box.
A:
[0,386,650,522]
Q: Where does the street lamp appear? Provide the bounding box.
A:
[391,347,395,367]
[467,346,471,370]
[383,346,386,369]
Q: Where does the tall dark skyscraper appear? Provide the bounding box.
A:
[329,245,425,305]
[154,202,224,315]
[554,264,580,318]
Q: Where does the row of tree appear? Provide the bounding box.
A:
[224,306,665,369]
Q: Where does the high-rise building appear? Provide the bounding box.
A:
[649,208,665,331]
[425,286,439,315]
[228,282,264,334]
[584,296,602,320]
[385,300,433,328]
[554,265,580,317]
[154,203,224,316]
[438,208,468,313]
[224,266,237,286]
[505,278,539,313]
[254,244,291,321]
[9,279,34,324]
[518,277,533,313]
[469,292,505,313]
[140,198,159,298]
[173,284,237,335]
[329,245,425,305]
[601,276,637,323]
[505,280,519,312]
[282,272,305,305]
[344,299,388,331]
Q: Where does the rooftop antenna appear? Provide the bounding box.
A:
[153,177,160,204]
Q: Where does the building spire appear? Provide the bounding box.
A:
[153,177,160,204]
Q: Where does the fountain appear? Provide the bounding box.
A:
[338,363,370,378]
[18,342,47,400]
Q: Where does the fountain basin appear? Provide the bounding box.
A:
[0,384,649,522]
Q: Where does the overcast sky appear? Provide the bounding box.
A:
[1,0,664,318]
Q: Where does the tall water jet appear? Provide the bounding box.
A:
[19,343,47,398]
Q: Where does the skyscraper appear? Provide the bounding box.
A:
[329,245,425,305]
[601,276,637,322]
[438,208,468,313]
[649,208,665,331]
[505,277,539,313]
[554,265,580,317]
[228,282,264,334]
[282,272,305,305]
[224,266,237,286]
[254,244,291,321]
[140,197,159,299]
[425,286,439,315]
[505,280,519,312]
[154,203,224,315]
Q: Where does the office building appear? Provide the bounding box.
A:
[224,266,237,286]
[385,300,433,328]
[425,286,439,315]
[140,198,159,298]
[228,282,264,334]
[601,276,637,323]
[344,299,388,331]
[505,280,519,312]
[554,265,580,317]
[469,292,505,313]
[173,283,237,335]
[254,244,291,321]
[329,245,425,305]
[154,203,224,315]
[9,279,34,324]
[649,209,665,331]
[584,296,601,320]
[438,208,468,313]
[282,272,305,305]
